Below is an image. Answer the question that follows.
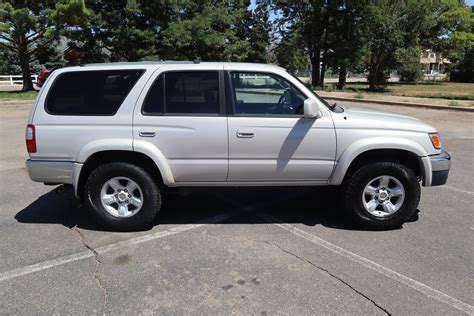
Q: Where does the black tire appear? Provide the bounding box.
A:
[342,162,420,230]
[83,162,161,231]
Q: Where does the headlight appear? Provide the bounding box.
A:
[429,133,442,149]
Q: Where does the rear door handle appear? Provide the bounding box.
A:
[139,130,156,137]
[237,130,254,138]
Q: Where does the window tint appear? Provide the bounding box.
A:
[142,71,220,115]
[165,72,219,114]
[230,72,306,115]
[142,75,164,114]
[46,70,143,115]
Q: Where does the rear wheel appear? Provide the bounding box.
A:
[342,162,420,230]
[83,162,161,231]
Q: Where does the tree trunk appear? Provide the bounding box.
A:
[311,54,320,87]
[337,64,347,90]
[19,46,34,92]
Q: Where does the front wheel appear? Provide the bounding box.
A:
[342,162,420,230]
[83,162,162,231]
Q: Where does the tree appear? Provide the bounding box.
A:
[160,1,251,61]
[274,28,309,73]
[326,1,367,90]
[0,48,17,74]
[421,0,473,63]
[69,0,173,63]
[362,1,406,90]
[398,46,424,82]
[244,1,271,63]
[363,0,472,90]
[275,1,345,87]
[0,0,88,91]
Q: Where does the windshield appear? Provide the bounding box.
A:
[289,73,333,110]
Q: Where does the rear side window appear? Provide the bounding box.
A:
[142,71,220,115]
[46,70,144,115]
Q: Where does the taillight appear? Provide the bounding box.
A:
[26,124,37,153]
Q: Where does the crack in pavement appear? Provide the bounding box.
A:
[261,240,391,315]
[71,227,108,314]
[194,228,390,315]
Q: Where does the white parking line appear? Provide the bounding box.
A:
[442,185,474,196]
[0,212,235,283]
[0,251,93,282]
[258,213,474,315]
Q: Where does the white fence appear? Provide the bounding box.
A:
[0,75,38,85]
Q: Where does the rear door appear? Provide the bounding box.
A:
[133,64,228,182]
[225,70,336,182]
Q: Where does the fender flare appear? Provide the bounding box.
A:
[76,138,133,163]
[132,140,175,185]
[72,139,175,196]
[329,137,430,185]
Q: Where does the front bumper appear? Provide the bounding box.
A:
[26,159,75,185]
[429,150,451,186]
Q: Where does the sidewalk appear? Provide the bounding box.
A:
[317,91,474,111]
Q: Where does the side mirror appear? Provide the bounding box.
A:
[303,98,322,118]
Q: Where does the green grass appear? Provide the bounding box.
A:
[0,90,38,101]
[341,82,474,100]
[448,101,461,107]
[354,90,364,99]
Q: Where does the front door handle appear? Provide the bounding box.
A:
[139,130,156,137]
[237,130,254,138]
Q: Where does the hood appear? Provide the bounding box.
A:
[336,106,437,133]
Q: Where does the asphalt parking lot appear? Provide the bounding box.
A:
[0,101,473,315]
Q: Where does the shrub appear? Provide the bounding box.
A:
[400,63,424,83]
[325,84,335,92]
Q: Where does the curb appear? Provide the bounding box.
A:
[0,100,35,106]
[319,95,474,112]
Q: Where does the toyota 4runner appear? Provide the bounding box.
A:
[25,62,451,230]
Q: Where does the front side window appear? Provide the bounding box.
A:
[143,71,220,115]
[46,70,144,115]
[230,72,306,115]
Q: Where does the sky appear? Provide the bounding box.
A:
[250,0,474,21]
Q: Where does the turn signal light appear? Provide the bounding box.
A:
[429,133,441,149]
[26,124,37,153]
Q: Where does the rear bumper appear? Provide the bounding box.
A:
[429,150,451,186]
[26,159,75,185]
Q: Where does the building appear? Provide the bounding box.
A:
[420,49,450,75]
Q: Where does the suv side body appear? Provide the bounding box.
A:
[26,62,451,230]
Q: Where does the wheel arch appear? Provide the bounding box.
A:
[76,150,171,198]
[330,138,430,186]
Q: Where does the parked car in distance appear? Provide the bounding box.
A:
[37,65,61,87]
[25,61,451,231]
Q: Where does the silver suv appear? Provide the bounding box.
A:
[25,62,451,230]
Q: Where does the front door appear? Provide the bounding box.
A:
[226,71,336,182]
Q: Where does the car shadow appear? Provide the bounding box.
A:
[15,185,418,232]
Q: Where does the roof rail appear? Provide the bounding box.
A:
[80,61,197,67]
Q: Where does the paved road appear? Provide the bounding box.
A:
[0,101,473,314]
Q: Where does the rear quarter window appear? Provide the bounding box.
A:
[45,69,144,116]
